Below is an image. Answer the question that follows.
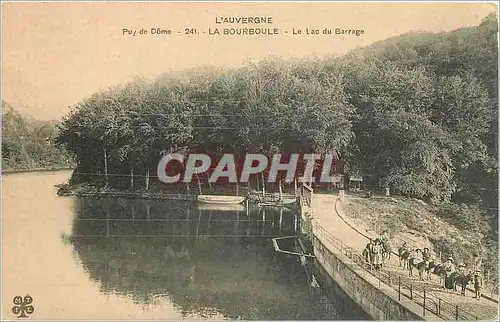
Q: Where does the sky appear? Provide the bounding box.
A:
[1,1,498,120]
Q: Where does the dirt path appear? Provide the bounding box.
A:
[310,193,498,320]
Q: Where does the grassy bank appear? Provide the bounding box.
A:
[56,182,202,201]
[343,196,498,286]
[55,181,294,204]
[2,166,75,174]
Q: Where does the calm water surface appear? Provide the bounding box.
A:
[2,171,367,320]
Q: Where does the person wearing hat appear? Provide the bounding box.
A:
[408,249,416,277]
[414,249,424,263]
[372,238,383,270]
[423,248,431,262]
[381,230,389,243]
[398,242,410,270]
[363,239,374,265]
[443,256,455,271]
[474,269,483,300]
[442,257,456,289]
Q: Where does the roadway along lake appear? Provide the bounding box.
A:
[2,170,368,320]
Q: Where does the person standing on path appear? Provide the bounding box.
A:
[362,239,374,266]
[381,230,389,241]
[443,257,456,290]
[474,270,483,300]
[380,230,391,261]
[470,253,483,272]
[372,239,383,270]
[398,242,410,269]
[413,249,425,280]
[408,249,416,277]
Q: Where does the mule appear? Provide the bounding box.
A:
[408,257,416,277]
[432,264,446,286]
[382,240,392,261]
[446,272,465,292]
[415,260,430,281]
[398,247,410,270]
[455,273,474,296]
[425,261,438,280]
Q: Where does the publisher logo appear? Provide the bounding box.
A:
[12,295,34,318]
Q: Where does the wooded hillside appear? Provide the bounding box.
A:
[56,14,498,214]
[2,101,74,171]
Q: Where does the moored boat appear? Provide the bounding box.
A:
[197,203,246,212]
[197,195,246,204]
[281,197,296,205]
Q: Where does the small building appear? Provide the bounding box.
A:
[315,174,344,190]
[349,176,363,191]
[330,174,344,189]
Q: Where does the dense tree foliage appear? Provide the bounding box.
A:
[1,101,74,171]
[339,13,498,207]
[56,14,497,210]
[56,59,354,189]
[335,14,498,280]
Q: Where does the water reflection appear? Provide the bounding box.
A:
[70,198,296,237]
[3,172,368,320]
[68,198,338,320]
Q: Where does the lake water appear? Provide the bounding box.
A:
[2,170,368,320]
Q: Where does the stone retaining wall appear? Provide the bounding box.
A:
[300,200,435,320]
[312,234,425,320]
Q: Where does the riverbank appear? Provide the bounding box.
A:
[56,181,298,207]
[308,193,498,320]
[1,166,75,175]
[56,183,198,201]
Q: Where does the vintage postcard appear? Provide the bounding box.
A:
[1,1,499,320]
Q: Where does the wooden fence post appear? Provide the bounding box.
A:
[423,290,426,316]
[398,276,401,301]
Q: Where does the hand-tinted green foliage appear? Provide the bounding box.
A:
[436,202,490,236]
[55,14,497,212]
[56,58,354,188]
[2,101,74,171]
[48,13,499,287]
[339,13,497,206]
